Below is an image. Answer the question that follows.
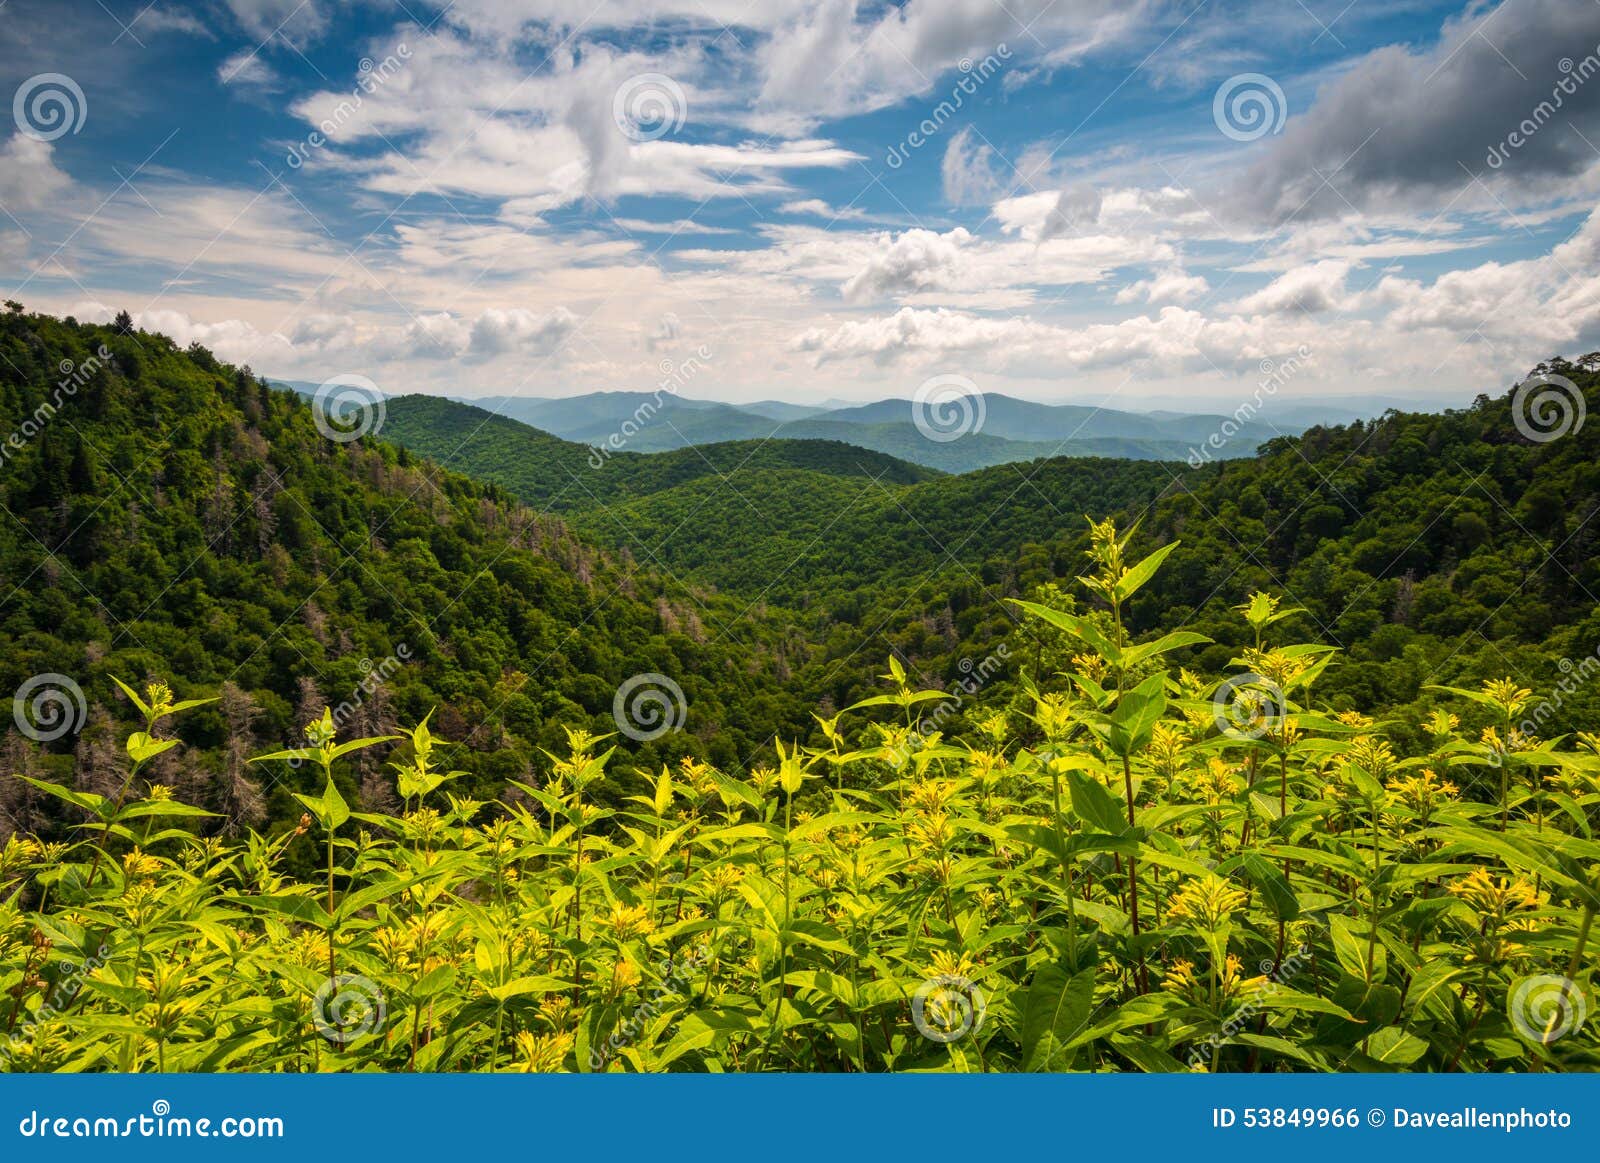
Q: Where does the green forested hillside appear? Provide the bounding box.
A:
[5,312,1600,1078]
[391,369,1600,746]
[8,310,1600,837]
[384,394,1176,604]
[382,394,938,511]
[906,360,1600,743]
[0,314,830,840]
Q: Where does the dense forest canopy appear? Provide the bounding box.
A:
[5,311,1600,843]
[2,310,1599,1075]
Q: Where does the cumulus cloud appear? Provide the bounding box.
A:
[1116,268,1210,305]
[1037,184,1103,241]
[1230,260,1354,315]
[793,304,1247,374]
[468,307,578,360]
[0,135,70,212]
[285,30,861,206]
[290,314,357,347]
[841,228,973,302]
[1237,0,1600,220]
[757,0,1153,123]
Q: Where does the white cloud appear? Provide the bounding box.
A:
[1230,260,1354,315]
[1037,184,1103,241]
[779,198,864,220]
[612,217,738,235]
[1116,268,1210,305]
[841,228,974,303]
[218,49,280,89]
[220,0,328,41]
[468,306,577,359]
[941,127,1002,206]
[0,135,70,212]
[756,0,1154,124]
[137,5,215,37]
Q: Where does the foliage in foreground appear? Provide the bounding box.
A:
[2,522,1598,1073]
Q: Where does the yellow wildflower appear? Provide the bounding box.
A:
[598,902,656,940]
[1166,874,1249,929]
[1448,868,1540,918]
[512,1030,573,1073]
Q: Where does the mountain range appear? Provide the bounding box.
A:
[14,316,1600,838]
[448,389,1366,472]
[270,378,1409,474]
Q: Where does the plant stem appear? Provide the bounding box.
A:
[1122,754,1145,994]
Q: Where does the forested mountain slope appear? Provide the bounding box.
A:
[394,363,1600,746]
[9,309,1600,842]
[0,313,828,837]
[903,358,1600,742]
[383,394,1178,604]
[450,389,1283,471]
[382,394,937,511]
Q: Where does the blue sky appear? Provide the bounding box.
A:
[2,0,1599,410]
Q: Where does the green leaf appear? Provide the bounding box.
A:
[1123,630,1211,669]
[1068,769,1128,835]
[1236,852,1300,921]
[1314,978,1402,1044]
[18,777,110,819]
[295,774,350,832]
[126,732,177,764]
[1010,600,1121,664]
[1106,673,1167,758]
[1020,965,1095,1071]
[329,735,401,761]
[1116,540,1179,601]
[229,894,326,925]
[1366,1027,1428,1066]
[109,676,150,720]
[250,747,316,765]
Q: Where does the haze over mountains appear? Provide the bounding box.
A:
[271,371,1436,472]
[268,381,1401,474]
[453,389,1381,472]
